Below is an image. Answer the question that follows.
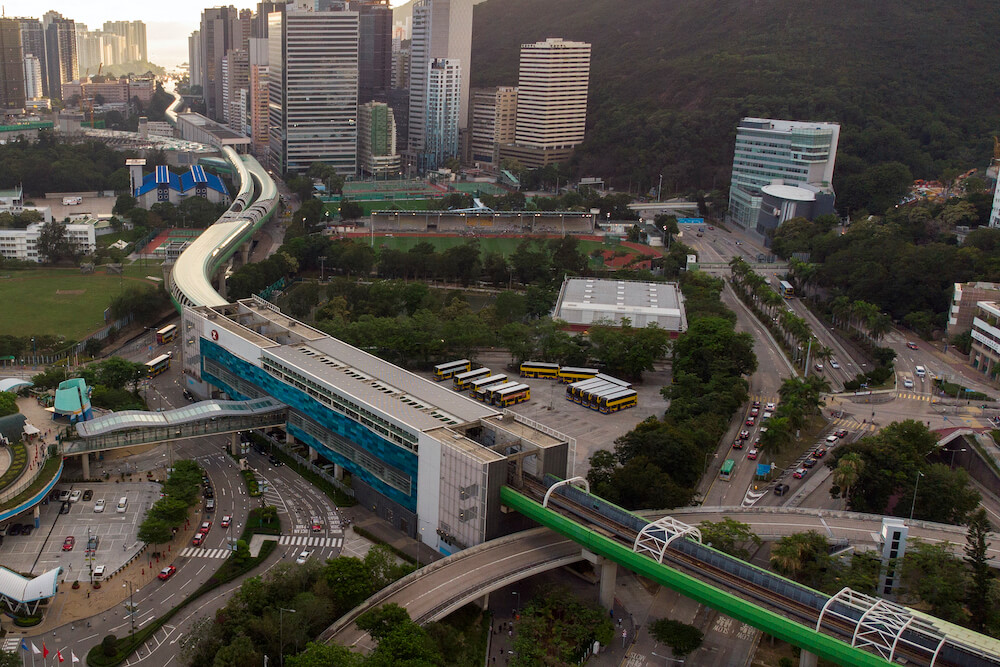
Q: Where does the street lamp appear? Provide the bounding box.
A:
[512,591,520,615]
[122,580,137,646]
[279,607,296,667]
[908,471,925,521]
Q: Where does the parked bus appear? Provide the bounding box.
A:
[582,384,620,410]
[557,367,599,384]
[469,374,507,394]
[495,383,531,407]
[475,380,519,403]
[453,367,492,391]
[566,378,609,403]
[719,459,736,481]
[594,373,632,388]
[519,361,560,379]
[433,359,471,381]
[156,324,178,345]
[146,354,171,377]
[599,389,638,414]
[778,280,794,299]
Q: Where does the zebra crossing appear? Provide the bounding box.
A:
[831,417,877,433]
[178,547,232,559]
[278,535,343,548]
[897,392,932,402]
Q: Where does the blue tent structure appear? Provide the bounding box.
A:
[53,378,92,423]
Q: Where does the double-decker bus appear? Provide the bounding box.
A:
[474,380,519,402]
[453,367,492,391]
[495,383,531,407]
[557,367,599,384]
[469,374,507,395]
[519,361,560,379]
[145,354,171,377]
[433,359,471,381]
[598,389,638,414]
[778,280,795,299]
[719,459,736,481]
[156,324,178,345]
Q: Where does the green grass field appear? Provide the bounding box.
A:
[0,268,159,339]
[359,235,642,258]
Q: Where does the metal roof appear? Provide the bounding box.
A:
[170,219,252,308]
[75,397,285,438]
[0,378,32,392]
[0,567,61,604]
[554,278,687,332]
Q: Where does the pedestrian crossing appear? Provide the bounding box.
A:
[831,417,877,433]
[278,535,343,548]
[897,392,932,402]
[178,547,231,559]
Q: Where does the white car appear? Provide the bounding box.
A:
[94,499,106,513]
[295,550,312,565]
[903,378,914,389]
[69,490,82,503]
[58,490,70,503]
[830,360,840,369]
[765,402,776,411]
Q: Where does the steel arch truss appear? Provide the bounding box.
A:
[542,477,590,508]
[632,517,702,564]
[817,588,946,666]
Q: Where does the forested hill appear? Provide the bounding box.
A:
[470,0,1000,210]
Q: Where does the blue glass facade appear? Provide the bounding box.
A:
[200,339,419,511]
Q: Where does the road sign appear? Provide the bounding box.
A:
[677,217,703,224]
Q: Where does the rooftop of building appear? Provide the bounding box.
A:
[176,112,251,143]
[761,183,818,201]
[739,117,840,132]
[423,425,507,464]
[553,277,687,332]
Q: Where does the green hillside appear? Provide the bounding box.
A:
[471,0,1000,211]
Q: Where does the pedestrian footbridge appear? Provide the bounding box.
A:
[60,397,287,456]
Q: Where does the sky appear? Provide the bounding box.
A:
[1,0,409,70]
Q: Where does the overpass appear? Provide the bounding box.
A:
[326,477,1000,667]
[57,398,287,474]
[628,201,701,214]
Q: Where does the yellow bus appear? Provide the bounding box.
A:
[599,389,638,414]
[557,367,599,384]
[145,354,171,377]
[567,378,610,403]
[453,367,492,391]
[519,361,560,379]
[475,380,519,403]
[434,359,471,381]
[495,383,531,407]
[469,374,507,395]
[156,324,177,344]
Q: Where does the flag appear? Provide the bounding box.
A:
[72,652,80,664]
[43,643,48,658]
[57,650,64,663]
[31,643,40,655]
[20,640,28,652]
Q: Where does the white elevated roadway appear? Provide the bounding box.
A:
[322,506,1000,651]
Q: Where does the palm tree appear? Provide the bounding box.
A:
[868,312,893,342]
[830,296,852,330]
[833,453,865,507]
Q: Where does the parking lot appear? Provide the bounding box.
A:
[0,482,160,579]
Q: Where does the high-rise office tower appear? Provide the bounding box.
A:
[222,48,248,130]
[424,58,460,169]
[102,21,147,62]
[17,18,46,96]
[469,86,517,170]
[268,6,359,174]
[200,6,240,121]
[43,13,78,102]
[350,0,392,104]
[251,1,284,39]
[358,101,399,177]
[23,54,43,100]
[500,37,590,169]
[727,117,840,230]
[189,31,203,88]
[391,38,408,89]
[248,64,269,158]
[406,0,474,172]
[0,18,26,111]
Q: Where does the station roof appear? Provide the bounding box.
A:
[553,278,687,332]
[0,566,61,604]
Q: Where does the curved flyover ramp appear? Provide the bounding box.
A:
[319,528,582,652]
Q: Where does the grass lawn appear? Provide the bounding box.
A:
[357,235,644,259]
[0,268,158,339]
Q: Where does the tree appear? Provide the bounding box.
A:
[340,200,363,220]
[356,603,412,642]
[0,391,16,417]
[36,221,73,262]
[770,531,832,589]
[901,541,968,624]
[137,517,172,546]
[698,518,762,560]
[285,642,361,667]
[965,508,993,630]
[650,618,703,657]
[833,453,864,504]
[323,557,373,613]
[113,194,137,215]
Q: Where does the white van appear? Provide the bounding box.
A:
[116,497,128,513]
[93,565,106,581]
[915,365,926,378]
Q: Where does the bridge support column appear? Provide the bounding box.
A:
[285,431,295,446]
[334,464,344,481]
[598,557,617,610]
[309,446,319,462]
[80,452,90,479]
[33,505,40,528]
[798,651,818,667]
[230,432,240,456]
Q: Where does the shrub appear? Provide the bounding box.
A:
[102,635,118,658]
[650,618,704,657]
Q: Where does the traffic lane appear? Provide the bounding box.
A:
[721,284,788,395]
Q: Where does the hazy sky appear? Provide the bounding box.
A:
[2,1,408,69]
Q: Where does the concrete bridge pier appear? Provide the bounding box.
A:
[216,267,228,299]
[80,452,89,479]
[598,556,617,610]
[33,505,40,528]
[309,446,319,462]
[230,432,240,456]
[334,464,344,481]
[799,651,818,667]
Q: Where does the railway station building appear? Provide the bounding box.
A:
[180,297,572,555]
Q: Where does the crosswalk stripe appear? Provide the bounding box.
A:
[277,535,343,548]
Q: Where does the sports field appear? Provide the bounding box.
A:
[0,268,159,339]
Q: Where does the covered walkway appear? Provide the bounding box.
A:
[0,566,61,614]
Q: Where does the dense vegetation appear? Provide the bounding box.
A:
[775,208,1000,337]
[587,271,756,508]
[511,587,614,665]
[470,0,1000,214]
[137,460,204,545]
[0,135,129,196]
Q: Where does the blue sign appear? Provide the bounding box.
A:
[677,218,704,225]
[756,463,772,477]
